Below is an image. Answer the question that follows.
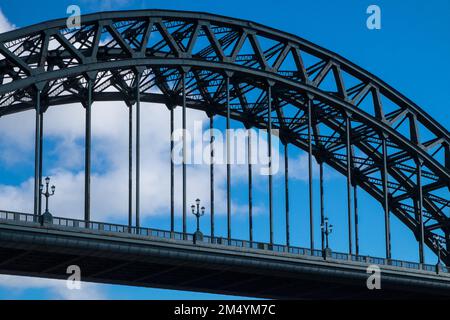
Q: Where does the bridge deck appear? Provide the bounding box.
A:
[0,211,449,299]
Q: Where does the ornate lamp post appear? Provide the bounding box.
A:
[40,176,55,224]
[433,235,445,272]
[191,198,205,243]
[321,217,333,258]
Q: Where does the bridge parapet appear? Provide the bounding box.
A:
[0,210,446,276]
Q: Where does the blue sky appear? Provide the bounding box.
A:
[0,0,448,299]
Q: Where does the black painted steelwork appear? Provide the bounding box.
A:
[268,84,274,245]
[170,107,175,233]
[382,137,392,260]
[307,99,314,252]
[417,158,425,264]
[33,87,41,218]
[38,110,43,216]
[320,162,325,251]
[346,115,353,255]
[182,72,187,237]
[226,76,231,242]
[284,142,290,247]
[210,115,215,238]
[128,100,133,228]
[248,129,253,243]
[0,9,448,267]
[135,71,141,228]
[84,79,92,223]
[354,185,360,256]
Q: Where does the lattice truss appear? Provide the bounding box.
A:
[0,11,448,262]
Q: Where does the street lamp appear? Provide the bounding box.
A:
[191,198,205,243]
[321,217,333,258]
[433,235,445,268]
[321,217,333,249]
[40,177,55,214]
[39,176,55,225]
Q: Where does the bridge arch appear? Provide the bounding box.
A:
[0,10,448,264]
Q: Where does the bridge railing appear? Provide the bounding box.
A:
[0,210,36,223]
[0,210,445,274]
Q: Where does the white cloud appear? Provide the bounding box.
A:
[0,8,15,33]
[290,154,318,181]
[0,275,105,300]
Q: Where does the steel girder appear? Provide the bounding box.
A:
[0,10,448,263]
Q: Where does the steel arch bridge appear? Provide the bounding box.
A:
[0,10,449,298]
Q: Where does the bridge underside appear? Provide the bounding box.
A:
[0,222,449,299]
